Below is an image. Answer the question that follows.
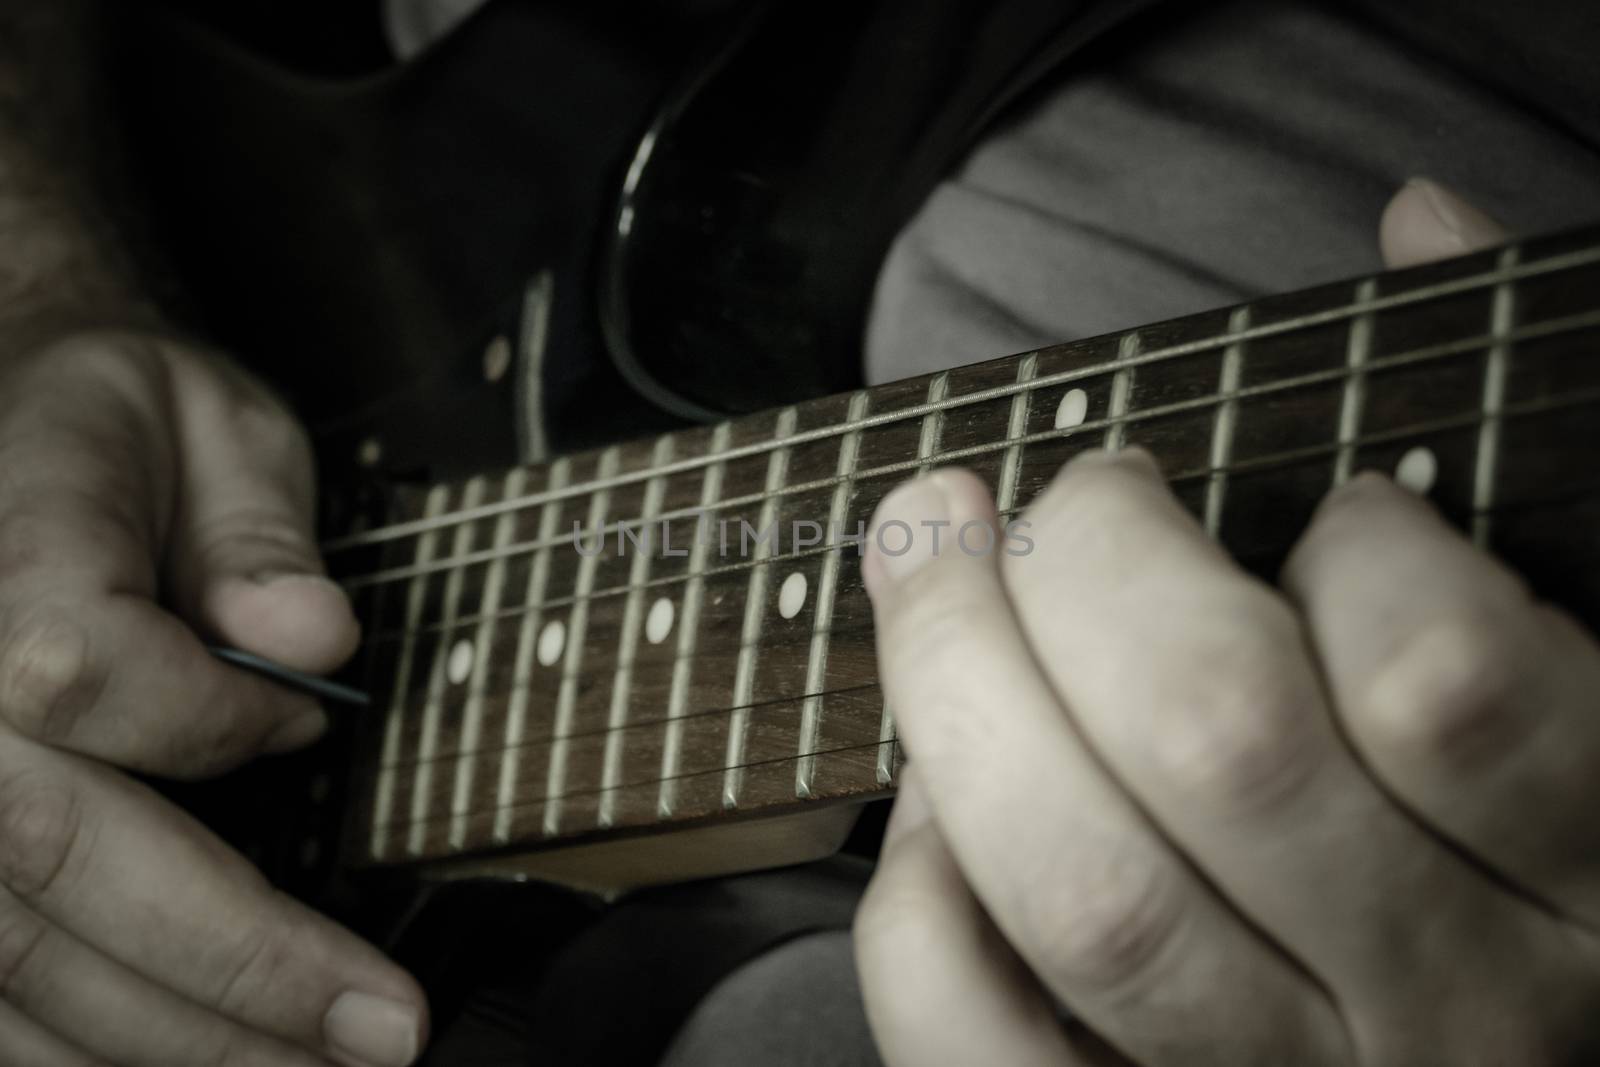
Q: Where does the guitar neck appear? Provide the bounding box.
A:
[326,223,1600,871]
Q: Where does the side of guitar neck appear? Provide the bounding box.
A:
[328,223,1600,881]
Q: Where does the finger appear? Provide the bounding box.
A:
[0,588,329,776]
[163,353,359,674]
[0,732,427,1066]
[1379,177,1509,270]
[0,341,327,774]
[0,887,330,1067]
[1283,473,1600,929]
[1000,449,1590,1055]
[0,997,104,1067]
[856,768,1092,1067]
[864,469,1346,1067]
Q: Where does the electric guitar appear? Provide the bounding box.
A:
[117,2,1600,915]
[232,225,1600,911]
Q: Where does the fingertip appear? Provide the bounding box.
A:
[1380,178,1509,269]
[207,574,361,675]
[324,988,428,1067]
[927,466,997,512]
[1066,445,1161,477]
[864,468,1000,594]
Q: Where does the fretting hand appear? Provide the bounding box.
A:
[854,184,1600,1065]
[0,331,426,1066]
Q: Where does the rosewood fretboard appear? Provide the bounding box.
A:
[326,224,1600,871]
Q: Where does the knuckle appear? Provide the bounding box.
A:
[156,702,258,781]
[1036,456,1145,531]
[1362,613,1522,768]
[0,769,84,899]
[1148,604,1322,815]
[0,513,57,583]
[50,333,165,391]
[212,892,315,1018]
[0,896,50,998]
[1023,848,1185,997]
[229,389,310,466]
[214,922,283,1016]
[1019,454,1173,579]
[0,612,95,743]
[190,508,316,576]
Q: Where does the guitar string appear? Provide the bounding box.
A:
[353,405,1600,786]
[367,679,883,780]
[361,387,1600,651]
[355,378,1600,644]
[322,240,1600,555]
[335,304,1600,594]
[371,738,899,843]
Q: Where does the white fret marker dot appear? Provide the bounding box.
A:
[446,639,474,685]
[778,572,808,620]
[1055,389,1089,430]
[1395,446,1438,494]
[537,620,566,667]
[645,597,675,645]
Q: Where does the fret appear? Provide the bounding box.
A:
[1333,279,1379,485]
[995,353,1039,514]
[543,446,620,835]
[874,372,956,787]
[446,469,526,850]
[795,390,871,799]
[1104,332,1140,450]
[370,485,449,859]
[597,437,674,828]
[722,408,799,808]
[916,373,951,475]
[656,423,733,817]
[406,476,487,856]
[493,457,570,842]
[1203,308,1251,537]
[1472,247,1520,546]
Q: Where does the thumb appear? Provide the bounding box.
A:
[164,354,361,679]
[1379,177,1510,270]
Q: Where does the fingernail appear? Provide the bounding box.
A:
[253,572,341,593]
[1408,178,1505,250]
[325,991,422,1067]
[262,708,329,755]
[1070,445,1161,476]
[870,475,951,584]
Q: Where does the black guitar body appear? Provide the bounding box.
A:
[118,0,1161,477]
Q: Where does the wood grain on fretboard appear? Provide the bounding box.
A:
[328,224,1600,871]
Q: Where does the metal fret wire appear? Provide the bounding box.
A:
[324,241,1600,556]
[1472,248,1521,546]
[338,304,1600,595]
[359,387,1600,800]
